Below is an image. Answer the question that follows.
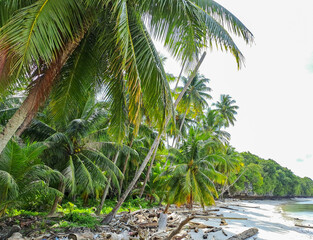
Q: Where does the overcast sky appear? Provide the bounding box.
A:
[155,0,313,179]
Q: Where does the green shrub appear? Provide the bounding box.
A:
[64,212,99,228]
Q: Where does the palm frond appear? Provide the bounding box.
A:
[0,0,86,81]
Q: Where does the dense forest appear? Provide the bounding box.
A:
[231,152,313,197]
[0,0,312,229]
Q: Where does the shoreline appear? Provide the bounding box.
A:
[225,195,313,201]
[188,199,313,240]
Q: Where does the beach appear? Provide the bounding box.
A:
[189,199,313,240]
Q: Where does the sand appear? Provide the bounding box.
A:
[188,199,313,240]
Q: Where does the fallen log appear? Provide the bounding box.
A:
[227,227,258,240]
[164,215,195,240]
[295,224,313,229]
[189,222,215,229]
[138,222,158,228]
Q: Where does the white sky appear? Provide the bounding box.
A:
[155,0,313,179]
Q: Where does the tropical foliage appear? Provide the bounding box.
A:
[1,0,312,229]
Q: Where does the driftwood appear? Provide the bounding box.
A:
[164,215,195,240]
[189,222,214,229]
[295,224,313,229]
[227,227,258,240]
[138,222,158,228]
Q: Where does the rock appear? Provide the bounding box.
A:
[101,232,129,240]
[8,232,24,240]
[68,233,78,240]
[158,213,167,231]
[227,227,259,240]
[220,219,228,226]
[4,225,22,240]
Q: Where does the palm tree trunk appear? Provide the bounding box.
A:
[96,151,120,215]
[220,174,228,200]
[48,182,65,216]
[101,134,162,224]
[139,147,158,198]
[173,60,186,93]
[221,168,247,197]
[101,52,207,224]
[0,48,8,82]
[172,107,188,148]
[96,181,110,215]
[190,191,193,210]
[119,139,134,194]
[164,203,170,213]
[0,29,87,154]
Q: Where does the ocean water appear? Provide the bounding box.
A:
[281,198,313,224]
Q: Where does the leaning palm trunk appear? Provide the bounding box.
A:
[173,60,186,93]
[172,108,188,148]
[139,147,158,198]
[96,151,120,215]
[101,52,207,224]
[0,30,87,154]
[119,139,134,194]
[221,168,247,197]
[220,174,229,200]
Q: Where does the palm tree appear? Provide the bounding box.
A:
[216,145,243,198]
[24,99,126,214]
[0,0,253,154]
[162,127,223,209]
[201,109,231,144]
[173,73,212,147]
[0,0,253,223]
[0,140,61,216]
[214,94,239,127]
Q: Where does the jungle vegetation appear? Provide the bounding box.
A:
[0,0,312,223]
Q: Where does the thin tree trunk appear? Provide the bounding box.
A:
[172,108,188,148]
[164,203,170,213]
[119,139,134,194]
[48,182,65,216]
[0,29,87,154]
[139,147,158,198]
[220,174,229,200]
[221,168,247,197]
[173,60,186,93]
[101,52,207,224]
[166,134,170,148]
[96,151,120,215]
[96,182,110,215]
